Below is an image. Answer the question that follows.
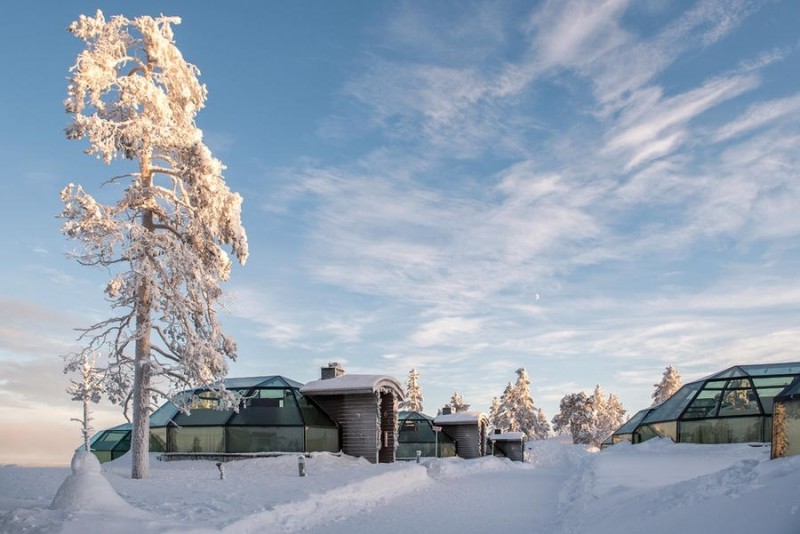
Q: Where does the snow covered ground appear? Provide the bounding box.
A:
[1,437,798,533]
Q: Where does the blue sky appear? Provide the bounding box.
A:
[2,0,799,465]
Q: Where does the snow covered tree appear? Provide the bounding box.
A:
[591,385,626,446]
[652,365,682,406]
[61,11,248,479]
[449,392,470,412]
[65,351,103,453]
[399,368,424,412]
[488,395,501,430]
[490,369,549,439]
[552,386,625,447]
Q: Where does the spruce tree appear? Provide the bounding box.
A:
[400,368,424,412]
[652,365,682,406]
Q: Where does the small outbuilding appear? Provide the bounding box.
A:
[489,431,526,462]
[301,363,404,463]
[433,409,489,459]
[396,411,456,459]
[772,377,800,459]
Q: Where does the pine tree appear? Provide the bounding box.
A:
[491,369,549,439]
[61,11,248,479]
[652,365,682,406]
[511,368,550,439]
[65,351,103,453]
[399,368,424,412]
[450,392,470,412]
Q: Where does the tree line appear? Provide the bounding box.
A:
[398,365,683,448]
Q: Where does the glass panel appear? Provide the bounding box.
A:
[683,389,720,419]
[741,364,800,376]
[643,383,702,423]
[680,417,762,444]
[752,376,796,388]
[92,430,131,451]
[615,408,651,434]
[295,392,337,427]
[777,402,800,456]
[305,426,339,452]
[150,428,167,452]
[229,388,303,425]
[226,426,303,453]
[92,451,113,463]
[717,379,760,416]
[635,422,676,442]
[168,426,224,453]
[398,419,436,442]
[173,407,234,426]
[756,387,788,414]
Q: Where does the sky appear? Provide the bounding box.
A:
[1,0,799,466]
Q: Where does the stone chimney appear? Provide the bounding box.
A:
[321,361,345,380]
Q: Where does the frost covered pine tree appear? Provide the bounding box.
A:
[65,351,103,453]
[652,365,682,406]
[399,368,424,412]
[61,11,248,479]
[450,392,470,412]
[509,368,550,440]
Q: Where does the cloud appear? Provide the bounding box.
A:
[409,316,486,347]
[714,93,800,142]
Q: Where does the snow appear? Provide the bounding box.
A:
[434,411,487,424]
[1,438,799,533]
[490,432,526,441]
[300,375,403,396]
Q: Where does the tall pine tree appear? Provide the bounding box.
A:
[399,368,424,412]
[61,11,248,479]
[652,365,682,406]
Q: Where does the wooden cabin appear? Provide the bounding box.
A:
[301,363,404,463]
[433,409,489,459]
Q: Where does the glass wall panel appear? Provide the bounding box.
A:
[173,408,234,426]
[168,426,224,453]
[150,428,167,452]
[636,421,677,442]
[226,426,304,452]
[398,419,436,442]
[680,417,762,444]
[305,426,339,452]
[229,389,304,425]
[756,387,790,414]
[718,381,759,416]
[92,430,130,452]
[684,389,721,419]
[294,392,337,427]
[643,384,702,423]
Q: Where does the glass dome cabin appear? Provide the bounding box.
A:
[631,363,800,445]
[86,376,339,462]
[396,411,456,459]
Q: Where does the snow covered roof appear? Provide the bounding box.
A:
[300,374,404,398]
[489,432,526,442]
[434,411,488,425]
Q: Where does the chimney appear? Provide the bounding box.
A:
[321,361,345,380]
[441,405,452,415]
[494,428,502,435]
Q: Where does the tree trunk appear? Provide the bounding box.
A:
[131,166,154,480]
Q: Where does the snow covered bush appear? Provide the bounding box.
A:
[552,386,625,447]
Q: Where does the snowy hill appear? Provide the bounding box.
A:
[1,438,798,533]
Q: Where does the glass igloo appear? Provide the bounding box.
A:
[632,363,800,445]
[87,375,339,462]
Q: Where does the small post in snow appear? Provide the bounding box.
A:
[298,455,306,477]
[216,462,225,480]
[416,450,422,464]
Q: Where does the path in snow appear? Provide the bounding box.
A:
[304,464,568,533]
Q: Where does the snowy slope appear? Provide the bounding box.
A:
[1,438,798,533]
